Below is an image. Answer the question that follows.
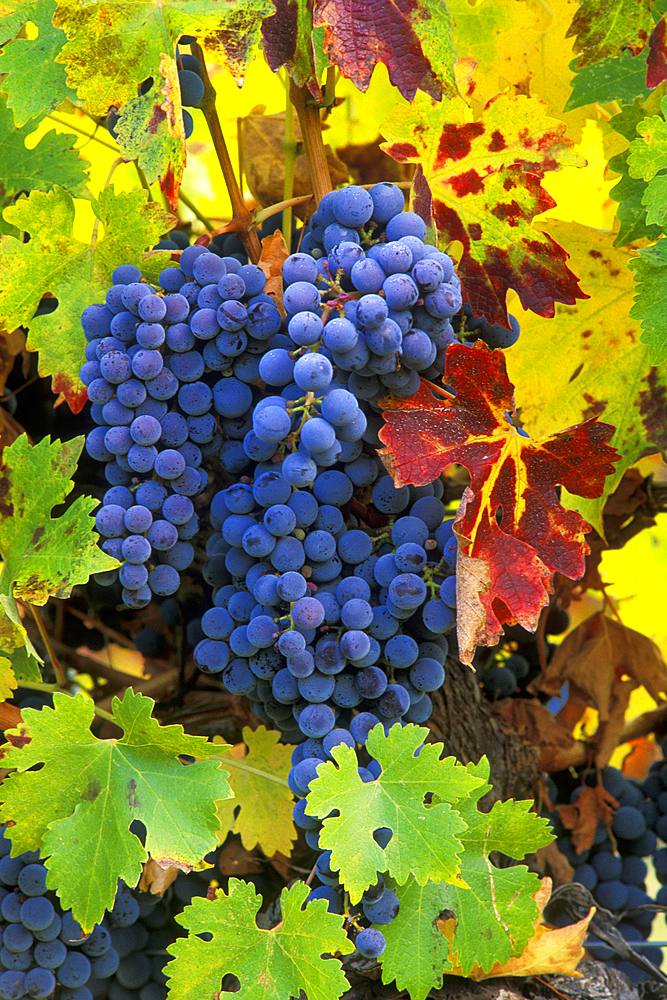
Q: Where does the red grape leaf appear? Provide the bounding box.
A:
[381,85,589,327]
[263,0,457,101]
[647,18,667,91]
[566,0,654,70]
[378,343,619,661]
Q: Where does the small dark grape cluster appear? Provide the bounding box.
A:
[546,767,663,984]
[0,827,170,1000]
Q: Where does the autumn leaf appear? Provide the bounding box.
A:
[378,342,619,661]
[380,84,588,327]
[263,0,457,102]
[504,219,667,535]
[647,17,667,90]
[258,231,291,318]
[497,699,576,774]
[566,0,654,70]
[531,612,667,768]
[556,785,619,855]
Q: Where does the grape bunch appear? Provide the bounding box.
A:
[546,767,663,984]
[81,250,283,609]
[0,826,170,1000]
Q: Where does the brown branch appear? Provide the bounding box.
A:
[288,80,332,206]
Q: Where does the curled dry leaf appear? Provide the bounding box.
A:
[440,876,593,979]
[497,698,575,772]
[258,231,290,319]
[139,858,181,896]
[535,840,575,889]
[531,612,667,767]
[556,784,619,855]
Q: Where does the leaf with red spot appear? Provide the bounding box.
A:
[566,0,654,70]
[0,186,172,412]
[263,0,457,101]
[647,17,667,90]
[378,342,619,662]
[381,86,589,328]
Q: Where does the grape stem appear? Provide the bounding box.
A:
[283,86,297,247]
[192,43,261,264]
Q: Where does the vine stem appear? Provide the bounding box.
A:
[289,80,332,206]
[178,188,213,230]
[26,604,67,688]
[282,88,297,246]
[192,43,261,263]
[47,113,119,154]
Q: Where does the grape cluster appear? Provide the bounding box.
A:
[81,249,283,609]
[293,184,461,397]
[0,827,170,1000]
[547,767,663,984]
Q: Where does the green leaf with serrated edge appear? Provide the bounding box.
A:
[0,689,232,931]
[380,877,452,1000]
[0,186,173,412]
[167,879,353,1000]
[0,96,89,238]
[629,240,667,365]
[8,645,42,685]
[566,0,654,70]
[306,724,485,903]
[564,52,652,112]
[437,759,553,976]
[627,96,667,179]
[0,0,77,126]
[0,592,41,665]
[0,435,118,609]
[609,152,664,247]
[215,726,296,858]
[643,174,667,226]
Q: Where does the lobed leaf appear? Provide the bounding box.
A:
[0,689,231,931]
[167,879,353,1000]
[0,0,77,125]
[566,0,654,70]
[381,87,588,327]
[378,342,619,659]
[0,186,172,411]
[628,239,667,365]
[503,219,667,533]
[564,52,653,112]
[215,726,296,858]
[306,724,484,901]
[0,96,88,238]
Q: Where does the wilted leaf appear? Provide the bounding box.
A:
[0,689,231,931]
[0,186,172,411]
[258,231,290,319]
[214,726,296,858]
[139,858,181,896]
[379,343,619,661]
[497,699,576,773]
[556,785,618,854]
[647,17,667,90]
[566,0,654,70]
[503,219,667,534]
[381,85,587,327]
[167,879,353,1000]
[241,106,347,217]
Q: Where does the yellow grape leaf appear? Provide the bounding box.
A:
[0,655,16,702]
[504,220,667,534]
[215,726,296,858]
[381,81,587,328]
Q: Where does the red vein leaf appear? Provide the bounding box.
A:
[378,343,620,660]
[381,87,589,327]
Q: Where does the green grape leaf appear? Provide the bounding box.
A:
[215,726,296,858]
[0,0,77,126]
[566,0,654,70]
[306,724,486,902]
[628,240,667,365]
[50,0,272,205]
[379,877,453,1000]
[0,186,173,412]
[564,52,653,112]
[0,435,117,662]
[0,96,89,238]
[440,759,553,975]
[608,97,667,246]
[0,689,232,931]
[8,645,42,684]
[167,879,354,1000]
[627,95,667,226]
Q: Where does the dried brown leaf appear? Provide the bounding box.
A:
[139,858,180,895]
[497,698,575,771]
[258,231,289,319]
[556,784,619,854]
[535,841,575,888]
